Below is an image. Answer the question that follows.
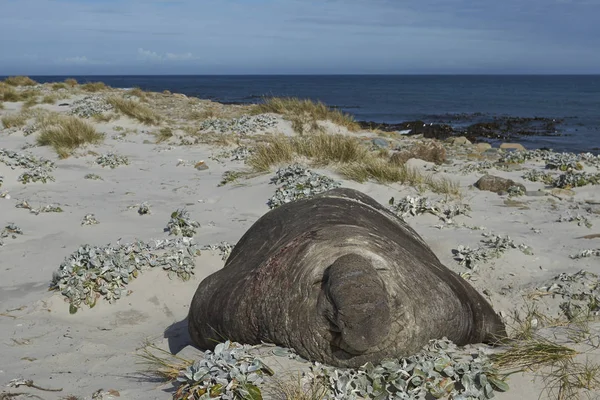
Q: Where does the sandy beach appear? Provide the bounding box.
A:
[1,78,600,400]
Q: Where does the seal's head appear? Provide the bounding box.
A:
[318,253,391,355]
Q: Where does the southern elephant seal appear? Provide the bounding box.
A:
[188,188,506,367]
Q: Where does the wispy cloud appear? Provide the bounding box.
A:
[137,48,196,62]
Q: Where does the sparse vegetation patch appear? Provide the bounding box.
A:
[254,97,360,134]
[107,96,161,125]
[37,115,104,157]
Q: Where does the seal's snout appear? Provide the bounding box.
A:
[323,254,391,354]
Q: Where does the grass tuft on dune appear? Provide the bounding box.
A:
[37,115,104,158]
[248,133,460,196]
[254,97,360,134]
[107,96,161,125]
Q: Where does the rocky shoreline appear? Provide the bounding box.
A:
[358,115,569,146]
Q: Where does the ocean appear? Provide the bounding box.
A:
[20,75,600,154]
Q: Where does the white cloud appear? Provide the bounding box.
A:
[63,56,89,64]
[137,48,196,62]
[137,48,163,61]
[166,52,194,60]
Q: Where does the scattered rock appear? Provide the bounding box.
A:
[475,143,492,152]
[500,143,526,152]
[446,136,472,146]
[474,175,526,194]
[194,161,209,171]
[371,137,390,149]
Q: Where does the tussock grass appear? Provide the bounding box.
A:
[41,94,57,104]
[1,112,28,128]
[64,78,78,87]
[107,96,161,125]
[267,374,328,400]
[339,158,412,184]
[51,82,67,90]
[37,115,104,158]
[22,97,39,109]
[247,134,461,195]
[390,141,447,165]
[153,127,174,143]
[81,82,107,92]
[0,85,20,102]
[188,108,219,121]
[92,112,119,123]
[492,337,578,372]
[128,87,147,100]
[247,135,295,171]
[255,97,360,134]
[137,340,192,382]
[3,76,37,86]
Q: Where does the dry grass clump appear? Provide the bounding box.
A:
[64,78,78,87]
[128,87,148,100]
[1,112,28,128]
[107,96,161,125]
[390,141,447,165]
[42,94,57,104]
[51,82,67,90]
[137,341,192,381]
[92,112,119,123]
[153,127,174,143]
[81,82,107,92]
[3,76,37,86]
[37,115,104,158]
[247,134,461,195]
[492,335,600,399]
[0,85,20,102]
[254,97,360,134]
[266,374,328,400]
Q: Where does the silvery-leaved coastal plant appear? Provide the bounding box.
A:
[174,340,272,400]
[306,338,507,400]
[388,195,470,223]
[51,238,200,313]
[166,209,200,237]
[267,164,341,209]
[453,233,532,270]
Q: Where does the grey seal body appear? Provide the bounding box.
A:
[188,188,506,367]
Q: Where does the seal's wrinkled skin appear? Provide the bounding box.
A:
[188,188,506,367]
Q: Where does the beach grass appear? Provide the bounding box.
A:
[37,115,104,158]
[81,82,108,92]
[51,82,68,90]
[0,85,21,102]
[107,96,161,125]
[153,127,174,143]
[266,374,328,400]
[254,97,360,134]
[42,94,58,104]
[1,112,28,129]
[128,87,148,101]
[64,78,78,87]
[3,76,37,87]
[137,340,193,382]
[247,134,461,195]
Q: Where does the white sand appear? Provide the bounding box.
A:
[1,86,600,399]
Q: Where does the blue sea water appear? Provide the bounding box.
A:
[19,75,600,154]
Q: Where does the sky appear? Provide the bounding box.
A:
[0,0,598,75]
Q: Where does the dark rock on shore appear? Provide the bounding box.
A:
[474,175,526,194]
[358,115,564,143]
